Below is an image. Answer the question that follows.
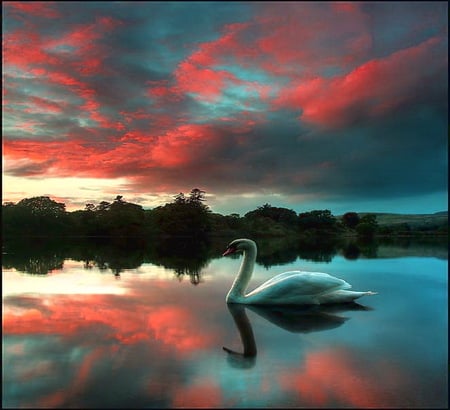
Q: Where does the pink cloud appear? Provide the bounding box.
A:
[273,36,447,128]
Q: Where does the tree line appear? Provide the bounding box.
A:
[3,188,381,239]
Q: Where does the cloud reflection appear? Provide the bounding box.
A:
[277,347,410,408]
[3,280,224,408]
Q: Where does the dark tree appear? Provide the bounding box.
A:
[298,210,337,231]
[151,189,211,237]
[18,196,66,216]
[245,203,298,228]
[188,188,207,205]
[356,214,378,238]
[3,196,67,236]
[95,201,111,212]
[342,212,360,229]
[174,193,186,204]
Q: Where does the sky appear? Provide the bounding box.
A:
[2,1,448,215]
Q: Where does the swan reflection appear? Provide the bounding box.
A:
[223,304,257,369]
[223,302,371,368]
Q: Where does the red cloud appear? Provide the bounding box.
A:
[254,2,372,75]
[3,30,58,69]
[147,22,274,104]
[5,1,61,18]
[24,96,65,114]
[46,16,122,75]
[150,123,223,167]
[188,22,250,67]
[146,4,372,108]
[174,62,236,101]
[4,13,122,129]
[273,36,446,128]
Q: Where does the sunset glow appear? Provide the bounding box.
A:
[2,1,448,214]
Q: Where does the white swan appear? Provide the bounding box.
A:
[223,238,377,305]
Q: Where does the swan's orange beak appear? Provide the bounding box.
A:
[222,247,235,256]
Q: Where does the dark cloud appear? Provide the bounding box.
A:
[362,2,448,58]
[6,158,57,177]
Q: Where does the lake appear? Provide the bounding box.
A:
[2,237,448,408]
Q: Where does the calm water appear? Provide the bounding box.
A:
[2,238,448,408]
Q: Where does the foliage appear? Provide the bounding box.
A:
[298,209,337,232]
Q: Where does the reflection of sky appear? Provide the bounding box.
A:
[2,255,448,408]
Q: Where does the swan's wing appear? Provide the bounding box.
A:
[258,271,350,292]
[247,271,351,304]
[258,270,299,287]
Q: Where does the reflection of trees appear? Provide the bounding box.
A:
[297,236,340,262]
[340,239,382,260]
[70,237,147,276]
[342,242,361,260]
[354,239,378,258]
[149,237,211,285]
[255,237,299,267]
[2,238,66,275]
[2,236,212,281]
[6,255,64,275]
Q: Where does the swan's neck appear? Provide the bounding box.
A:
[227,244,256,302]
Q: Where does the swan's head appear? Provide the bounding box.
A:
[222,238,256,256]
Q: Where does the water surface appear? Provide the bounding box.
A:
[2,238,448,408]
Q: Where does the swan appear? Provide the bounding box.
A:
[222,238,377,305]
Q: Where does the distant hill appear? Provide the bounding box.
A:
[357,211,448,229]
